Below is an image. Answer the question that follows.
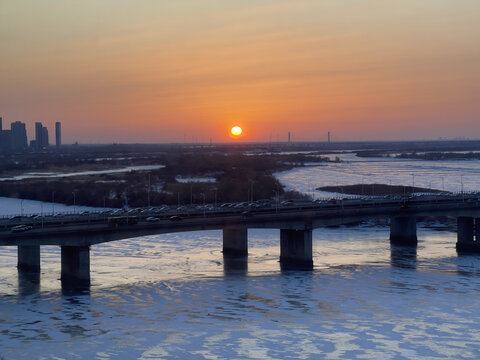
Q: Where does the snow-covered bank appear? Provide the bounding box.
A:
[0,165,165,181]
[0,197,112,217]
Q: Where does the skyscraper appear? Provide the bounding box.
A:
[55,122,61,150]
[35,122,43,151]
[11,121,28,151]
[0,117,2,131]
[41,126,49,148]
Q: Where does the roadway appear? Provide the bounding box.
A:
[1,192,480,246]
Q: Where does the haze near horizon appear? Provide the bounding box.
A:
[1,1,479,143]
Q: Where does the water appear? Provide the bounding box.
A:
[276,153,480,198]
[2,155,480,359]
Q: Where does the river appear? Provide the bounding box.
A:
[1,155,480,359]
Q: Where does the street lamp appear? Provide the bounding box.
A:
[201,193,206,217]
[147,173,151,207]
[411,174,415,195]
[52,191,55,215]
[461,174,464,201]
[21,199,24,217]
[72,192,76,213]
[250,180,254,203]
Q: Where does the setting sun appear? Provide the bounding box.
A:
[231,126,243,137]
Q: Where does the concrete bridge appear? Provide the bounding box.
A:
[2,193,480,287]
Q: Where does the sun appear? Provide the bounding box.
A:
[230,126,243,137]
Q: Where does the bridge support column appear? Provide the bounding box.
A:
[17,245,40,272]
[61,246,90,285]
[390,216,417,246]
[280,229,313,269]
[223,226,248,256]
[476,218,480,242]
[456,217,480,253]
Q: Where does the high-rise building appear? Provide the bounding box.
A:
[41,126,49,148]
[11,121,28,151]
[0,117,2,131]
[55,122,61,149]
[35,122,43,151]
[0,130,11,153]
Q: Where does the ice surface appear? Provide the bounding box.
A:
[2,155,480,359]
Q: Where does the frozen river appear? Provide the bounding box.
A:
[1,155,480,359]
[276,153,480,198]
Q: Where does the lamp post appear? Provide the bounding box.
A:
[213,188,217,209]
[461,174,464,201]
[72,192,76,213]
[147,173,151,207]
[201,193,206,217]
[21,199,24,217]
[250,180,254,203]
[411,174,415,195]
[273,190,279,213]
[52,191,55,215]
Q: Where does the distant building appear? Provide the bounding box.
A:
[0,130,12,153]
[55,122,61,150]
[10,121,28,152]
[41,126,49,148]
[35,122,43,151]
[0,118,28,153]
[328,131,331,143]
[288,131,291,143]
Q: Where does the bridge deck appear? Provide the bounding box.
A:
[1,194,479,246]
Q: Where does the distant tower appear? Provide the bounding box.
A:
[35,122,43,151]
[328,131,331,143]
[55,122,61,150]
[0,117,2,131]
[11,121,28,151]
[288,131,291,143]
[41,126,49,148]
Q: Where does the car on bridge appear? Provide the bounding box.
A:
[11,225,33,233]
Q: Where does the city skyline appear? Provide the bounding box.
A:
[1,1,479,143]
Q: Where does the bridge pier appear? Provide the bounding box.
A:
[61,246,90,285]
[17,245,40,272]
[280,229,313,269]
[390,216,417,246]
[456,217,480,253]
[223,226,248,256]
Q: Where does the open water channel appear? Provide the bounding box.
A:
[1,154,480,359]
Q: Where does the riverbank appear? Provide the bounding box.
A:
[317,183,445,196]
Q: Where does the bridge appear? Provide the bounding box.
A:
[2,193,480,286]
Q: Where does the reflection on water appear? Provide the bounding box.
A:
[390,244,418,269]
[17,270,40,296]
[223,255,248,275]
[2,227,480,359]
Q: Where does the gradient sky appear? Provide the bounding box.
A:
[1,1,479,143]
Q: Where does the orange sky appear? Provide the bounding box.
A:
[1,1,479,143]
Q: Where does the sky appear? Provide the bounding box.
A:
[1,0,479,143]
